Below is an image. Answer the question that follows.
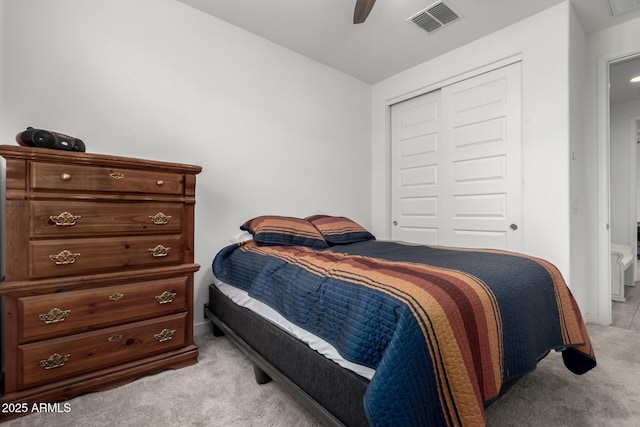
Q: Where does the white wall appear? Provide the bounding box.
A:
[568,5,589,318]
[638,121,640,222]
[609,99,640,294]
[610,99,640,244]
[1,0,372,334]
[585,14,640,324]
[372,4,574,290]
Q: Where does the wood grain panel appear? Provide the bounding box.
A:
[19,276,188,342]
[19,313,188,388]
[30,201,183,237]
[29,235,183,279]
[30,162,183,194]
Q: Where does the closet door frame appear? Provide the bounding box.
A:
[382,56,523,239]
[389,60,523,251]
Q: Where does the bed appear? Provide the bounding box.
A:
[204,215,596,427]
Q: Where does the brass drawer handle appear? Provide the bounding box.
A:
[39,308,71,324]
[108,334,123,342]
[149,212,172,225]
[154,328,176,343]
[155,291,177,304]
[156,180,164,186]
[109,292,124,301]
[110,171,125,180]
[60,173,71,181]
[148,245,170,257]
[49,250,80,265]
[39,353,70,370]
[50,211,82,226]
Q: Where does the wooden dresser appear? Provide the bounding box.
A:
[0,145,201,420]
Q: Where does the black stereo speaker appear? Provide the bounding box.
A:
[16,127,86,152]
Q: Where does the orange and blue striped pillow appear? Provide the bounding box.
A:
[305,215,375,245]
[241,216,329,249]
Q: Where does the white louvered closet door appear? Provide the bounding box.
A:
[391,62,522,251]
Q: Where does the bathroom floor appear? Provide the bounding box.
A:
[611,261,640,331]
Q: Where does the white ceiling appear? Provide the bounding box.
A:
[177,0,640,84]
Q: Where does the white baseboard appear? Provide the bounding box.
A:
[194,320,212,337]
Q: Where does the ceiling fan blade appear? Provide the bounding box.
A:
[353,0,376,24]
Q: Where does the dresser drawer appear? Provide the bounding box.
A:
[29,235,183,279]
[29,162,184,195]
[18,313,188,388]
[0,146,200,406]
[30,201,183,237]
[18,276,189,342]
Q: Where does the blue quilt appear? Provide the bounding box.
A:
[212,240,596,426]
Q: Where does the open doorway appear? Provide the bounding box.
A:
[609,56,640,329]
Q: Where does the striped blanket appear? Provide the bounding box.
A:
[212,240,595,427]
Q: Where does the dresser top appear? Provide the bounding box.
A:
[0,145,201,174]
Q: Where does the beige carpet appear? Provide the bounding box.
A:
[486,324,640,426]
[2,324,639,427]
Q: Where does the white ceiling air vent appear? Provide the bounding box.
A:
[607,0,640,16]
[407,1,462,34]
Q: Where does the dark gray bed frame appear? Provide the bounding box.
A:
[204,284,518,427]
[204,284,370,427]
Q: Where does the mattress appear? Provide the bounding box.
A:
[213,276,376,380]
[212,239,596,427]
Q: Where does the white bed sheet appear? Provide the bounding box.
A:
[213,275,375,380]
